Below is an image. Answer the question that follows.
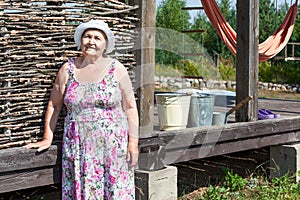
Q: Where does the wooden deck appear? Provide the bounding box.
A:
[0,98,300,193]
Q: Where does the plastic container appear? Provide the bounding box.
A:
[156,93,191,131]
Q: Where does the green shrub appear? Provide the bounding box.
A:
[219,62,235,81]
[155,64,181,77]
[175,60,201,77]
[198,169,300,200]
[222,167,248,192]
[274,61,300,84]
[259,61,273,82]
[216,57,235,81]
[175,58,222,81]
[259,60,300,84]
[201,185,227,200]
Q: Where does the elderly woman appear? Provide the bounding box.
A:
[25,20,139,199]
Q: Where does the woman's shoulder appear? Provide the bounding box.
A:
[56,60,70,84]
[112,59,130,82]
[113,59,127,72]
[60,60,70,73]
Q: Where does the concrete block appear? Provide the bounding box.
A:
[270,144,300,182]
[135,165,177,200]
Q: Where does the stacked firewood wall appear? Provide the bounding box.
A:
[0,0,139,149]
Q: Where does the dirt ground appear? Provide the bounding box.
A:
[174,147,270,198]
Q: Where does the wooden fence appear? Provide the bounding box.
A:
[0,0,139,148]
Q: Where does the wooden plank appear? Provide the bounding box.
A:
[163,130,300,164]
[274,57,300,61]
[1,117,300,190]
[0,143,62,173]
[138,128,300,170]
[181,29,205,33]
[181,7,203,10]
[138,116,300,150]
[0,165,61,193]
[236,0,259,122]
[182,75,204,79]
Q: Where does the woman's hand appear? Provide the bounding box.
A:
[127,138,139,167]
[24,138,52,152]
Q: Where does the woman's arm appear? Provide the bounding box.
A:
[115,61,139,167]
[25,62,68,151]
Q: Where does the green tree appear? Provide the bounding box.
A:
[192,0,236,60]
[277,2,300,57]
[259,1,300,84]
[156,0,191,65]
[259,0,279,42]
[217,0,236,59]
[290,3,300,42]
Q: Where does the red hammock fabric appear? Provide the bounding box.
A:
[200,0,298,62]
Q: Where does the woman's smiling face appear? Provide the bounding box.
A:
[81,29,107,57]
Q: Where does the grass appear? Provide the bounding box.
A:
[258,90,300,100]
[179,168,300,200]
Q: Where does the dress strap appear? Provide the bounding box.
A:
[107,59,117,75]
[67,58,75,81]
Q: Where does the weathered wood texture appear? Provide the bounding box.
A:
[0,0,139,148]
[130,0,156,135]
[138,116,300,170]
[0,143,62,193]
[1,116,299,193]
[236,0,259,122]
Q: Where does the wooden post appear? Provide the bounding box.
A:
[129,0,156,136]
[214,53,219,68]
[236,0,259,122]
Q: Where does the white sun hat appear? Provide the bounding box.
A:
[74,20,115,53]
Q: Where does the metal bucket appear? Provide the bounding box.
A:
[156,93,191,131]
[212,112,227,125]
[187,93,215,127]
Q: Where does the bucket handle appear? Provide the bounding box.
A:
[226,95,253,117]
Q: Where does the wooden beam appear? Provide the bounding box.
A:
[1,117,300,190]
[0,143,62,193]
[0,144,61,173]
[130,0,156,136]
[138,117,300,149]
[181,29,205,33]
[236,0,259,122]
[0,117,300,193]
[138,117,300,170]
[0,165,61,193]
[181,7,203,10]
[163,130,300,165]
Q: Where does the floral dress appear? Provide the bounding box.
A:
[62,58,135,200]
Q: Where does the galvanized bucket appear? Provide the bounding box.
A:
[187,93,215,127]
[212,112,227,125]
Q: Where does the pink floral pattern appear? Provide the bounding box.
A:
[62,58,135,200]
